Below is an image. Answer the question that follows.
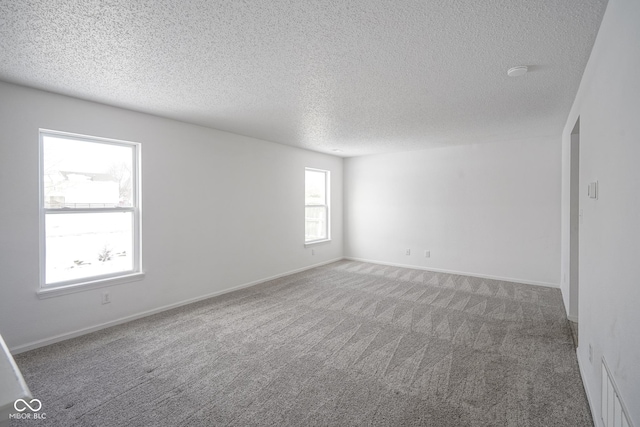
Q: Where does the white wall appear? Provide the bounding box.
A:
[0,82,343,352]
[344,137,561,287]
[561,0,640,424]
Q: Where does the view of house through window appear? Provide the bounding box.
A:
[41,131,141,287]
[305,168,329,243]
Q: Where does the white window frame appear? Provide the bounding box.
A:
[38,129,143,298]
[304,167,330,245]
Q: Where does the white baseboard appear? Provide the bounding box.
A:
[577,352,601,427]
[343,257,559,288]
[567,314,579,322]
[10,257,343,355]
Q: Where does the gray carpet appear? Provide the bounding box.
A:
[13,260,593,426]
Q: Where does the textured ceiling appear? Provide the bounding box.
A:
[0,0,607,156]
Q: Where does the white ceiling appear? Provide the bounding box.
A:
[0,0,607,157]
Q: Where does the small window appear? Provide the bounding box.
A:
[305,168,330,243]
[39,130,142,291]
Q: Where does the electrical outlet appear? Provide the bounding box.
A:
[311,249,315,256]
[424,250,430,258]
[405,249,411,256]
[588,344,593,363]
[102,292,111,305]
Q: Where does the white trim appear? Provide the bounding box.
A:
[578,352,602,427]
[37,272,145,299]
[601,357,635,427]
[304,167,330,174]
[39,128,139,147]
[38,131,46,290]
[304,239,332,247]
[10,258,343,355]
[568,314,579,322]
[45,207,135,214]
[343,257,559,288]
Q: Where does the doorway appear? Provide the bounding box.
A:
[569,118,580,347]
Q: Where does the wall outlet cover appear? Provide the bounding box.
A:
[588,181,598,199]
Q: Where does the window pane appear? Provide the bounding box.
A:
[45,212,133,284]
[305,206,327,241]
[43,135,134,208]
[305,170,326,205]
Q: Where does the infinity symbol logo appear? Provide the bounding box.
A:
[14,398,42,412]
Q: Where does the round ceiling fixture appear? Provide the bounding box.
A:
[507,66,528,77]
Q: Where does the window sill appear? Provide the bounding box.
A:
[37,272,145,299]
[304,239,332,247]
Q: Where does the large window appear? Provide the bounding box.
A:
[39,130,142,292]
[305,168,330,243]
